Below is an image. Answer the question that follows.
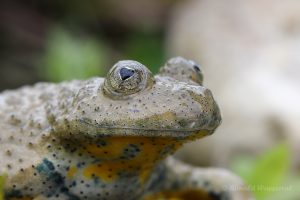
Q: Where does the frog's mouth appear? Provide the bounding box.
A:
[52,116,218,140]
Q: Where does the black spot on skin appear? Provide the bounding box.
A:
[35,159,79,199]
[60,187,69,193]
[37,159,55,173]
[52,172,64,185]
[5,189,23,199]
[65,193,80,200]
[120,68,135,80]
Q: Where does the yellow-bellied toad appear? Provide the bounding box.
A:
[0,57,252,200]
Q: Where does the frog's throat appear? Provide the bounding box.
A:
[59,133,207,186]
[80,137,182,184]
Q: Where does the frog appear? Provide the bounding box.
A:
[0,57,253,200]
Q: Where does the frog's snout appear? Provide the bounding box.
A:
[185,86,222,133]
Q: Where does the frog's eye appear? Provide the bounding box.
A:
[103,60,154,99]
[188,60,204,85]
[193,64,200,72]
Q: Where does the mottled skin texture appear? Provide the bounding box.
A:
[0,57,253,200]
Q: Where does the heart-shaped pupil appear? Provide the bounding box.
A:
[120,68,135,80]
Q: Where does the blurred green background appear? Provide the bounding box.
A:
[0,0,168,90]
[0,0,300,199]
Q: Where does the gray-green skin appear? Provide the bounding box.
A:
[0,57,253,200]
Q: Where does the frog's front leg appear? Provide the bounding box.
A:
[143,157,254,200]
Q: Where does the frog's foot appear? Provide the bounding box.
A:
[144,157,254,200]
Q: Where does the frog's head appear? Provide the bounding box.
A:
[54,57,221,140]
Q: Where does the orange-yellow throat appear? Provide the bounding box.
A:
[63,131,208,185]
[63,136,183,185]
